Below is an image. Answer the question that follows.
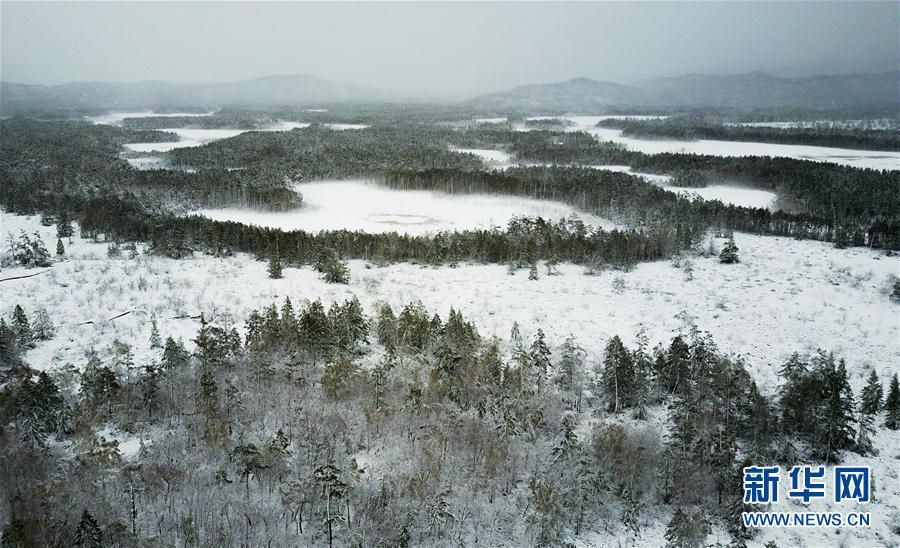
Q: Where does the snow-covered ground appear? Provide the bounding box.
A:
[193,180,615,234]
[733,119,898,130]
[661,184,777,209]
[3,212,896,396]
[3,211,898,547]
[124,128,248,153]
[86,110,215,126]
[123,121,369,154]
[450,146,514,167]
[518,115,900,170]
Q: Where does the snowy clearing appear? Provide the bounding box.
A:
[659,184,777,209]
[3,212,896,398]
[122,121,370,154]
[519,115,900,170]
[192,180,615,235]
[85,110,215,126]
[450,146,514,167]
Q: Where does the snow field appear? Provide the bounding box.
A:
[194,180,617,234]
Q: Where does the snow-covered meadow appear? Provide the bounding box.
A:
[4,212,896,397]
[193,180,616,234]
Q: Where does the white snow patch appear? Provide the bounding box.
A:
[450,146,513,167]
[516,115,900,170]
[192,180,614,235]
[661,184,777,209]
[86,111,215,126]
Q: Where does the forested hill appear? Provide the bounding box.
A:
[467,71,900,112]
[0,74,384,114]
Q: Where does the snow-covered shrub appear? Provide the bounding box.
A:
[2,231,53,268]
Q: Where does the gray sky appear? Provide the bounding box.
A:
[2,1,897,98]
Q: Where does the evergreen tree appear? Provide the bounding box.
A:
[719,235,739,264]
[281,297,298,339]
[374,303,398,351]
[81,361,120,416]
[664,506,710,548]
[73,509,102,548]
[56,237,65,257]
[31,307,54,341]
[0,318,21,373]
[57,211,74,242]
[855,410,876,456]
[528,329,551,386]
[528,262,539,280]
[859,370,883,416]
[11,305,33,348]
[268,254,283,279]
[149,315,162,349]
[161,337,189,369]
[658,336,691,395]
[885,374,900,430]
[812,355,856,463]
[555,336,585,408]
[601,335,635,412]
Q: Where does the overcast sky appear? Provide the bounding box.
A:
[2,1,897,98]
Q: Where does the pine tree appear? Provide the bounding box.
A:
[0,318,21,373]
[56,238,65,257]
[82,361,120,416]
[664,506,710,548]
[528,329,551,386]
[268,254,283,279]
[551,413,579,461]
[281,297,297,338]
[161,337,189,369]
[149,315,162,349]
[57,211,74,242]
[11,305,33,348]
[884,374,900,430]
[602,335,635,412]
[856,410,876,456]
[73,509,102,547]
[528,262,539,280]
[719,235,739,264]
[555,336,585,408]
[859,370,883,416]
[31,307,54,340]
[813,355,856,463]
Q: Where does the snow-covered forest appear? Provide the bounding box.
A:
[2,3,900,547]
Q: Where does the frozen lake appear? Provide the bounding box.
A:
[86,110,215,126]
[120,117,369,164]
[521,115,900,170]
[193,180,614,235]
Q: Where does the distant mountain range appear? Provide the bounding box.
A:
[1,71,897,114]
[468,71,900,112]
[0,74,384,112]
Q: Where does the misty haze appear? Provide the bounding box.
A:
[0,2,898,548]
